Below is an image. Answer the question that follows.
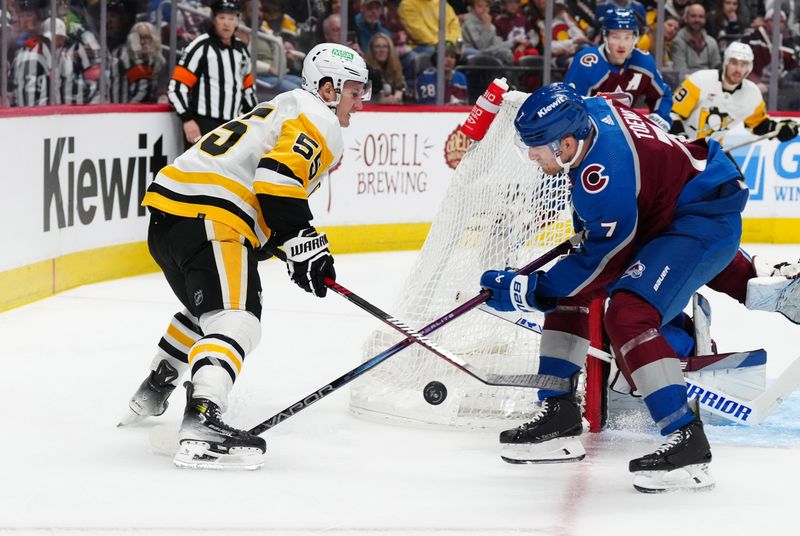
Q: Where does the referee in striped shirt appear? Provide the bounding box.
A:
[168,0,257,150]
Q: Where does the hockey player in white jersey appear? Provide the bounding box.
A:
[670,42,799,143]
[118,43,371,470]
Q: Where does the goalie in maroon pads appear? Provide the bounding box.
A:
[480,83,754,492]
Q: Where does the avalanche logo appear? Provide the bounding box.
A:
[622,261,646,279]
[581,163,609,193]
[580,53,599,67]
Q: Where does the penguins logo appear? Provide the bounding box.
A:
[581,163,610,194]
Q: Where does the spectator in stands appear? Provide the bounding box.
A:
[62,11,101,105]
[706,0,748,42]
[665,0,692,21]
[743,7,800,106]
[398,0,462,54]
[645,13,680,68]
[168,0,256,149]
[461,0,513,63]
[493,0,541,65]
[415,41,467,105]
[125,21,164,103]
[265,1,306,80]
[12,0,41,49]
[237,0,303,94]
[12,16,71,106]
[105,0,137,103]
[364,32,406,103]
[355,0,391,52]
[529,0,590,71]
[671,3,721,74]
[322,12,362,53]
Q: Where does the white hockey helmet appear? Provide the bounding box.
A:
[302,43,372,106]
[723,42,754,78]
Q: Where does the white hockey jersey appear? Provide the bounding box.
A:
[143,89,343,249]
[670,69,768,141]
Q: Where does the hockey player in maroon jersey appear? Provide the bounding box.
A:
[481,83,767,492]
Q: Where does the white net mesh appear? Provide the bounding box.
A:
[350,91,574,429]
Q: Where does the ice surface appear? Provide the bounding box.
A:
[1,244,798,535]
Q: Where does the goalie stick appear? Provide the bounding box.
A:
[477,306,800,425]
[247,235,580,435]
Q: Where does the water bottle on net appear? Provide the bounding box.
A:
[460,77,509,141]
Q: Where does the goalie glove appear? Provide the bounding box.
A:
[283,228,335,298]
[646,113,670,132]
[480,270,551,313]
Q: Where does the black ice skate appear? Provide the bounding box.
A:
[173,382,266,470]
[118,360,180,426]
[499,394,585,464]
[629,418,714,493]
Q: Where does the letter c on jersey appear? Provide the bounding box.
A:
[581,163,610,193]
[580,53,599,67]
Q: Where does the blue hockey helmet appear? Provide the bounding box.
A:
[514,83,592,148]
[602,7,640,33]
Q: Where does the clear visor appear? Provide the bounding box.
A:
[354,80,372,101]
[513,133,531,163]
[513,134,560,163]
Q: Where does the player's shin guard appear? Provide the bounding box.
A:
[628,418,714,493]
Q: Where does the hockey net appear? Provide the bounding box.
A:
[350,90,603,430]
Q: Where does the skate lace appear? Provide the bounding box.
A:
[653,429,685,456]
[520,399,551,430]
[207,405,251,436]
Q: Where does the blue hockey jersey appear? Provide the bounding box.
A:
[564,45,673,127]
[535,97,744,302]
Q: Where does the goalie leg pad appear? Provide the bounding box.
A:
[746,277,800,324]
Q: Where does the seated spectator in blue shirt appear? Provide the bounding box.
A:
[355,0,391,52]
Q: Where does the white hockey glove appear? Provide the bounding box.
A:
[284,228,335,298]
[646,113,670,132]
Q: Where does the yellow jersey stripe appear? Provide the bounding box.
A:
[142,191,264,247]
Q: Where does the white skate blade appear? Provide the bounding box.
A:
[173,440,265,471]
[500,437,586,464]
[117,408,149,427]
[632,463,715,493]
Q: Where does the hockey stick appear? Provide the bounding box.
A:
[723,130,779,153]
[247,235,579,435]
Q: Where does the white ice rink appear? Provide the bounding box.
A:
[1,244,799,536]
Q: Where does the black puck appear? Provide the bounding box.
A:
[423,381,447,405]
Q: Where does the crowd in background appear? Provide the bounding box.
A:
[1,0,799,109]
